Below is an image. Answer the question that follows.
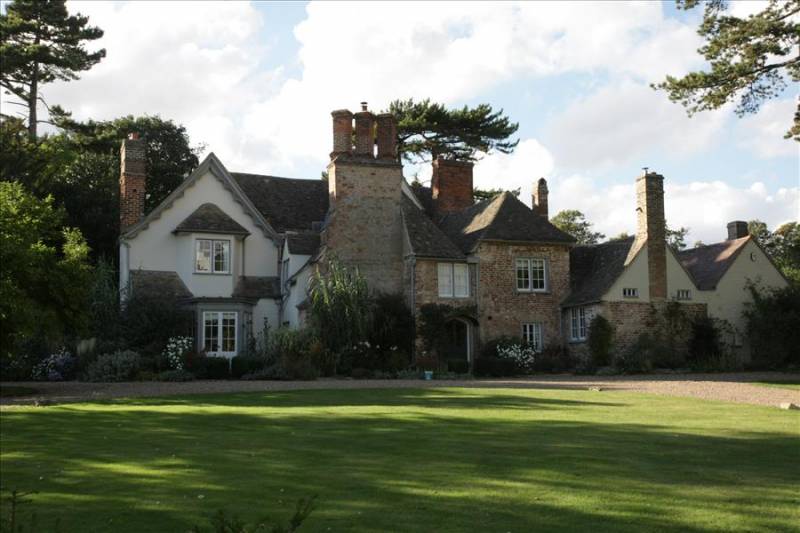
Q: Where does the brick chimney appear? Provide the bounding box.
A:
[532,178,549,218]
[432,156,474,215]
[727,220,749,240]
[331,109,354,156]
[375,113,397,160]
[353,102,374,157]
[635,170,667,300]
[120,133,146,230]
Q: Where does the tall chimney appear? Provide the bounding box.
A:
[727,220,749,240]
[375,113,397,160]
[532,178,549,218]
[353,102,374,157]
[432,156,473,215]
[331,109,354,156]
[636,170,667,300]
[120,133,146,230]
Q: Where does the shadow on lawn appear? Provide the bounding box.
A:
[1,389,798,532]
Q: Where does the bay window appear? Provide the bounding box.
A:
[202,311,237,356]
[196,239,230,274]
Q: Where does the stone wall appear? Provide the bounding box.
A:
[476,242,571,347]
[412,259,478,312]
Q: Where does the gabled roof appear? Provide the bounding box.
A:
[401,196,465,259]
[232,276,281,300]
[130,270,193,300]
[286,232,321,256]
[677,236,750,290]
[438,192,576,253]
[174,203,249,235]
[231,173,329,233]
[563,237,635,307]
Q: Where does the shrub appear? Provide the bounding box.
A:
[744,283,800,368]
[474,357,517,377]
[415,354,439,371]
[480,335,523,359]
[532,344,572,373]
[446,359,469,374]
[119,291,193,356]
[162,336,193,371]
[31,347,76,381]
[614,334,656,374]
[157,369,195,382]
[370,293,414,355]
[350,367,372,379]
[587,315,614,367]
[231,356,264,379]
[205,356,231,379]
[85,350,141,382]
[496,343,536,373]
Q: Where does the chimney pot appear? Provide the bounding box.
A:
[727,220,749,240]
[361,101,368,112]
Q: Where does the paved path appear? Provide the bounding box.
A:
[2,372,799,408]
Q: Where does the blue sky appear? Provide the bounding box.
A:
[9,1,798,243]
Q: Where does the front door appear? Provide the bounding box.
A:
[202,311,238,357]
[442,319,469,362]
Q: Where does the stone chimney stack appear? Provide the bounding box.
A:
[353,102,375,157]
[120,133,146,230]
[635,170,667,300]
[432,156,474,216]
[532,178,549,218]
[727,220,749,240]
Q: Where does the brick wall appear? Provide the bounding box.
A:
[432,158,473,215]
[120,135,146,229]
[477,242,571,348]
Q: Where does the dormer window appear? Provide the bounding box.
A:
[623,287,639,298]
[196,239,230,274]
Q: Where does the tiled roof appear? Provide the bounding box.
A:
[563,237,635,307]
[438,192,576,253]
[401,196,465,259]
[286,232,321,256]
[231,173,329,233]
[130,270,193,300]
[677,236,750,290]
[232,276,281,300]
[174,203,249,235]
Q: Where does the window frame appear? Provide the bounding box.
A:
[437,262,470,298]
[515,257,548,293]
[202,311,238,357]
[195,238,231,274]
[676,289,692,301]
[522,322,543,352]
[622,287,639,298]
[570,307,587,342]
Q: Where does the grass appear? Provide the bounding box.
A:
[752,381,800,391]
[1,388,798,532]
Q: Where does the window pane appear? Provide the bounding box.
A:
[579,308,587,338]
[196,240,211,272]
[533,323,542,352]
[516,259,530,290]
[221,312,236,352]
[214,240,230,273]
[531,259,546,290]
[203,313,219,352]
[453,264,469,297]
[438,263,453,297]
[570,309,578,339]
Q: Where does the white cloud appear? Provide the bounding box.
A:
[736,97,799,158]
[545,80,729,172]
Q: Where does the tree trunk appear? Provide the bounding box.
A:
[28,63,38,140]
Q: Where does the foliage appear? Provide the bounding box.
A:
[531,344,573,373]
[550,210,605,244]
[369,293,414,356]
[614,334,657,374]
[231,356,265,380]
[265,328,319,381]
[666,224,690,251]
[88,257,119,340]
[388,98,519,163]
[0,0,105,138]
[308,260,371,357]
[645,302,694,368]
[417,303,477,357]
[157,369,195,382]
[414,354,438,371]
[744,282,800,368]
[472,187,520,203]
[748,219,800,284]
[200,356,231,380]
[118,290,193,356]
[479,335,522,359]
[687,316,741,371]
[0,181,91,358]
[473,357,518,377]
[191,495,316,533]
[446,359,469,374]
[30,347,75,381]
[85,350,141,382]
[496,343,537,373]
[587,315,615,367]
[654,0,800,141]
[162,336,193,371]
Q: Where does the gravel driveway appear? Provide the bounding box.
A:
[2,372,799,408]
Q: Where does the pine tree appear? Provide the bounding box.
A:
[0,0,105,139]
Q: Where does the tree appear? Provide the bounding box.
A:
[473,187,520,203]
[0,181,91,357]
[0,0,105,139]
[654,0,800,141]
[666,224,690,250]
[749,219,800,284]
[550,210,605,244]
[388,98,519,163]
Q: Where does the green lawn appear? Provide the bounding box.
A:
[1,388,798,532]
[752,381,800,391]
